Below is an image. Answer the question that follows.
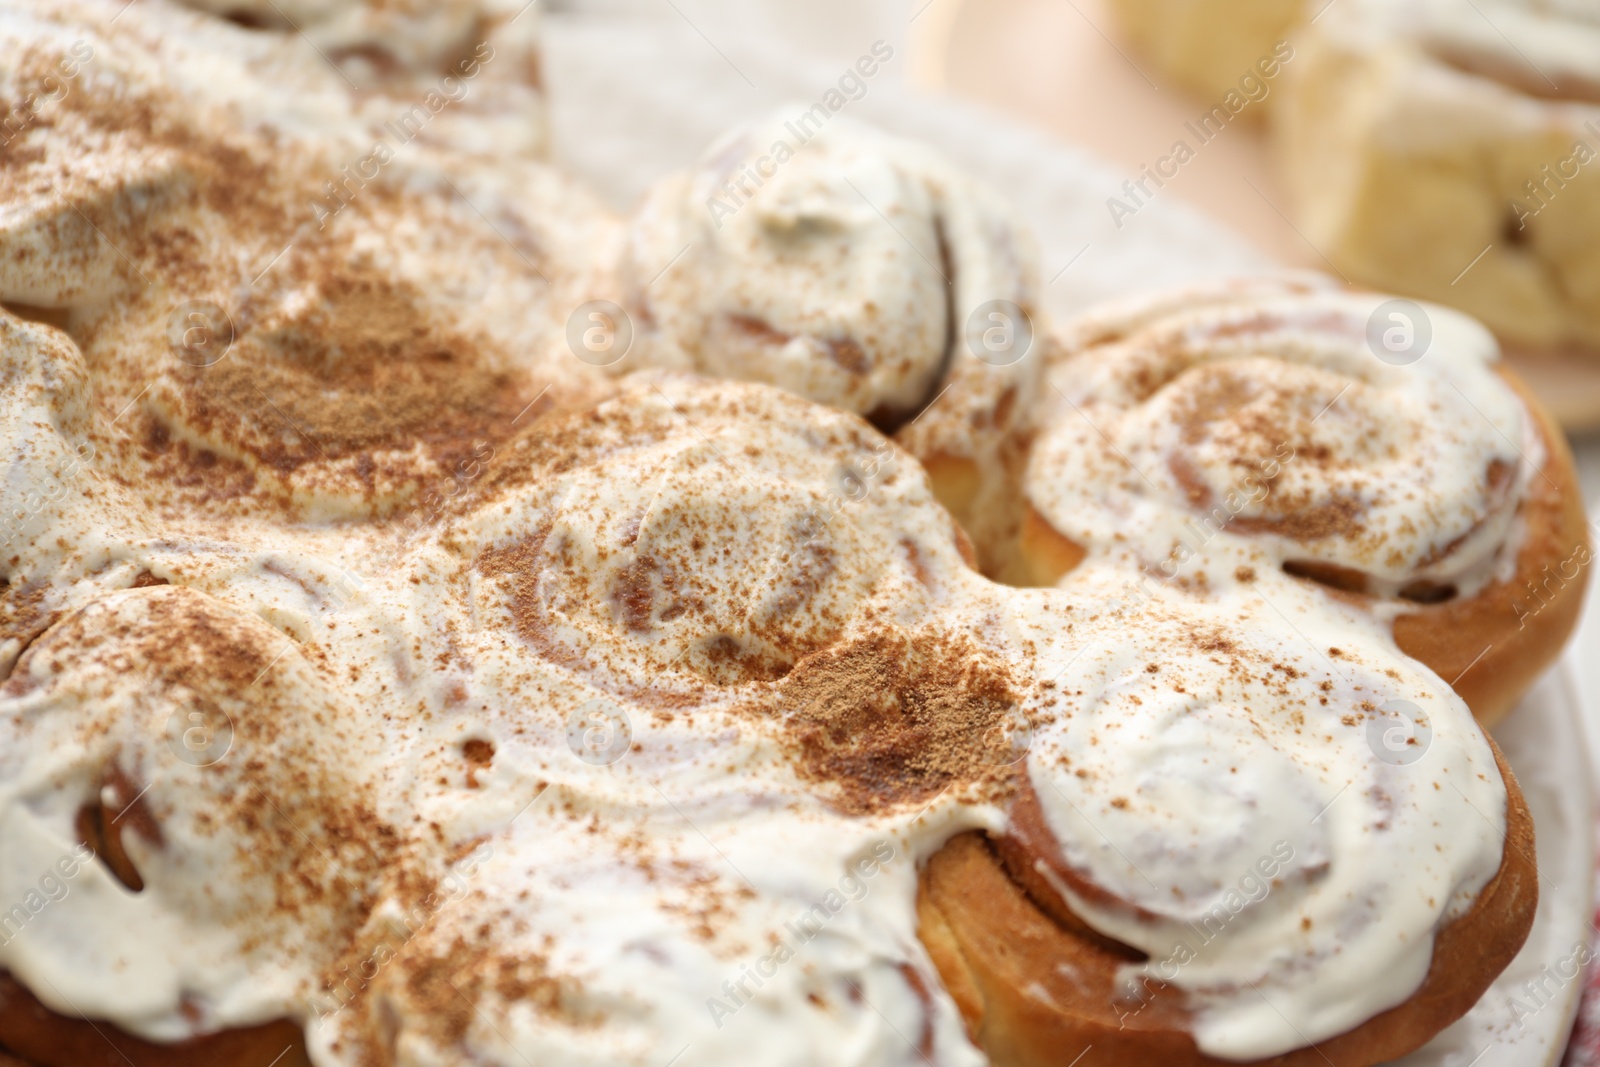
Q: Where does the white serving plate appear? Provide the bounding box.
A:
[1393,668,1594,1067]
[541,14,1598,1063]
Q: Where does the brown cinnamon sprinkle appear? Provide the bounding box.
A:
[394,938,590,1052]
[463,739,494,789]
[7,31,587,524]
[774,628,1021,814]
[0,580,55,689]
[160,261,537,475]
[828,337,869,376]
[1161,363,1375,542]
[15,587,398,959]
[471,389,901,692]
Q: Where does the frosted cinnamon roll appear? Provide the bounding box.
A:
[172,0,517,82]
[0,5,1556,1065]
[619,112,1047,575]
[0,586,391,1059]
[1021,281,1588,724]
[465,373,980,694]
[1104,0,1302,104]
[1277,0,1600,353]
[0,340,1544,1067]
[921,575,1537,1067]
[0,368,1005,1067]
[154,0,549,154]
[0,0,613,526]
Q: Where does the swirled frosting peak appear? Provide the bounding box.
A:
[467,373,976,691]
[1011,571,1508,1059]
[622,112,1039,427]
[1029,284,1534,602]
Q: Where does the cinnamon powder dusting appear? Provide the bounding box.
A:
[775,629,1021,813]
[398,939,590,1049]
[161,263,536,475]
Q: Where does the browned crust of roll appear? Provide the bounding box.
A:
[916,738,1538,1067]
[1390,365,1590,727]
[1017,364,1589,725]
[0,974,308,1067]
[921,453,982,528]
[922,453,1038,585]
[1017,507,1087,589]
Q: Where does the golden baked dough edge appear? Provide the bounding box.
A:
[917,736,1538,1067]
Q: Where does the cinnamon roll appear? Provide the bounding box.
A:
[1104,0,1302,104]
[0,587,379,1065]
[1276,0,1600,353]
[464,373,979,694]
[170,0,539,91]
[0,2,1558,1063]
[921,574,1537,1066]
[0,0,613,527]
[0,377,1540,1067]
[0,353,1001,1067]
[618,112,1048,576]
[1021,280,1589,725]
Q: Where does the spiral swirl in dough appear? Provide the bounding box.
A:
[1024,277,1589,726]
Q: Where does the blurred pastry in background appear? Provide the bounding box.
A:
[1103,0,1303,105]
[1104,0,1600,367]
[1276,0,1600,354]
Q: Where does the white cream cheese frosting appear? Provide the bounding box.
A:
[166,0,551,152]
[170,0,514,84]
[621,111,1041,427]
[0,4,1522,1065]
[0,363,1011,1066]
[0,0,617,523]
[620,111,1049,576]
[1028,284,1536,606]
[0,343,1512,1064]
[1011,568,1507,1059]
